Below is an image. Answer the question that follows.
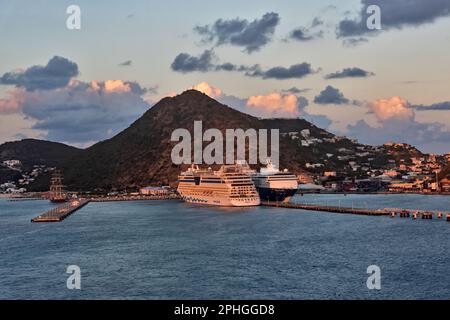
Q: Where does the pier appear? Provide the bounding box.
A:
[90,194,181,202]
[31,199,90,222]
[262,201,389,216]
[8,198,43,202]
[262,201,450,220]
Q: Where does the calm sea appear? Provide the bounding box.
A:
[0,194,449,299]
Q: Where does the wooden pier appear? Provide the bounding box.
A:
[31,199,90,223]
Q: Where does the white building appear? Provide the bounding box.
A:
[140,186,170,196]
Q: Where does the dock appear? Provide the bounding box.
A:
[262,201,389,216]
[262,201,450,220]
[90,195,181,202]
[8,198,44,202]
[31,199,90,223]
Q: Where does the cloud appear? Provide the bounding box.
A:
[288,17,324,42]
[325,67,374,79]
[413,101,450,111]
[346,95,450,153]
[290,28,314,41]
[0,89,25,114]
[246,63,317,80]
[194,12,280,53]
[118,60,132,67]
[188,82,331,127]
[346,119,450,153]
[0,61,153,145]
[170,51,317,81]
[191,82,222,98]
[342,37,369,47]
[314,86,350,105]
[17,80,151,143]
[337,0,450,38]
[368,96,414,121]
[282,87,310,94]
[170,50,215,73]
[246,93,306,118]
[0,56,79,91]
[302,114,333,129]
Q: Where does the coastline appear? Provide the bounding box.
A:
[1,190,449,201]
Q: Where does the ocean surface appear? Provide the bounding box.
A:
[0,194,449,300]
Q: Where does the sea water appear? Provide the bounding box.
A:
[0,194,449,299]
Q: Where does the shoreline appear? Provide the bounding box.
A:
[1,191,449,201]
[297,191,450,196]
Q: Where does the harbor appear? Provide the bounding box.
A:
[3,194,450,300]
[28,195,450,223]
[20,165,450,223]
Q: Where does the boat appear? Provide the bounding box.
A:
[49,170,67,203]
[177,164,260,207]
[239,160,298,202]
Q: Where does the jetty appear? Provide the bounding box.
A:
[262,201,389,216]
[31,199,90,222]
[8,198,43,202]
[262,201,450,220]
[90,194,181,202]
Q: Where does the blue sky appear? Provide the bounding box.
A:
[1,0,450,153]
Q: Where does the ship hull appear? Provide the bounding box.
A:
[256,187,297,202]
[50,198,67,203]
[181,195,260,207]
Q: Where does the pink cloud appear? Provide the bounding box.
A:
[368,96,414,122]
[189,82,309,119]
[246,92,301,117]
[0,89,25,114]
[191,82,222,98]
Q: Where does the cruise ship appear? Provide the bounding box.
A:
[177,164,261,207]
[238,160,298,202]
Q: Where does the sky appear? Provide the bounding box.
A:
[0,0,450,153]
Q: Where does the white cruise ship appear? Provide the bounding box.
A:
[177,164,261,207]
[237,160,298,202]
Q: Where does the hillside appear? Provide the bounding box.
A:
[20,90,440,192]
[50,89,409,191]
[61,90,262,190]
[440,163,450,180]
[0,139,81,170]
[0,165,22,184]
